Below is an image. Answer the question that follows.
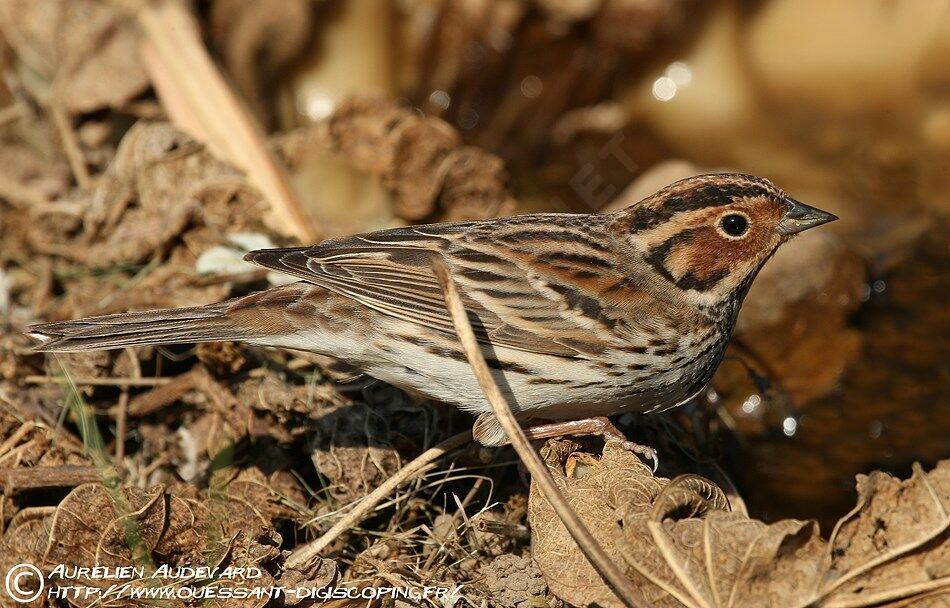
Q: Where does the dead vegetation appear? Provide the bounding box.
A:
[529,441,948,608]
[0,1,947,607]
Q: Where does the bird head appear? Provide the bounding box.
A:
[614,173,837,309]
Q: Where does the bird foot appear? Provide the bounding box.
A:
[520,416,659,473]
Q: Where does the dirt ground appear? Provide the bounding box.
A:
[0,1,946,607]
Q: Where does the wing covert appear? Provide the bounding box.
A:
[244,219,621,357]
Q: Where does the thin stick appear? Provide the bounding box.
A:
[286,430,472,568]
[25,375,173,387]
[431,257,645,608]
[0,465,105,491]
[50,104,91,188]
[0,440,36,467]
[0,102,27,126]
[121,370,199,417]
[0,173,49,207]
[0,422,34,457]
[114,348,141,470]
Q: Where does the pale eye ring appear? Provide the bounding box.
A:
[718,212,750,238]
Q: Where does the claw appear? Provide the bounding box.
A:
[617,440,659,472]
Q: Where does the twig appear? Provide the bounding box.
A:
[114,348,142,470]
[0,172,50,207]
[50,104,91,188]
[0,102,27,126]
[135,0,317,244]
[286,430,472,568]
[0,440,36,467]
[25,375,173,387]
[0,465,106,492]
[0,388,86,451]
[0,422,34,459]
[29,201,86,217]
[474,516,531,540]
[120,370,199,417]
[431,257,645,608]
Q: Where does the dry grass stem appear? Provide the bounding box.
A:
[431,257,646,608]
[0,173,50,207]
[286,430,472,568]
[136,0,317,243]
[114,348,141,470]
[25,375,173,387]
[50,104,91,188]
[0,102,27,125]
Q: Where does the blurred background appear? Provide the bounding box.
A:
[0,0,947,533]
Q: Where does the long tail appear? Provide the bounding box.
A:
[27,301,253,352]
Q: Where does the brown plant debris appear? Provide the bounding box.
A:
[208,0,316,125]
[279,95,518,222]
[0,0,150,115]
[529,439,949,608]
[477,553,549,608]
[0,2,946,607]
[0,481,311,608]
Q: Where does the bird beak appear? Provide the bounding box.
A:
[778,197,838,235]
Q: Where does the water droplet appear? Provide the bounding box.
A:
[741,394,761,414]
[520,75,543,98]
[666,62,692,86]
[306,97,336,120]
[869,420,883,439]
[872,279,886,293]
[429,90,451,111]
[488,28,512,52]
[459,107,480,130]
[782,416,798,437]
[651,76,677,102]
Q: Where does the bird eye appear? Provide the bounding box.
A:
[719,213,749,237]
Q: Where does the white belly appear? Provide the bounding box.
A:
[257,320,721,421]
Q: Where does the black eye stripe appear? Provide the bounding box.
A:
[626,179,773,232]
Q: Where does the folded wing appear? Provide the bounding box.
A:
[244,218,621,357]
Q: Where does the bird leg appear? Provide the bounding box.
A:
[520,417,659,471]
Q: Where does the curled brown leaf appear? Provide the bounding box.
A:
[529,441,949,608]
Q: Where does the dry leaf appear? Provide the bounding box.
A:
[281,556,338,607]
[309,389,435,503]
[529,441,949,608]
[817,464,950,607]
[0,0,150,114]
[0,478,322,606]
[528,440,665,607]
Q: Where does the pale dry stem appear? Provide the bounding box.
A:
[430,257,646,608]
[286,430,472,568]
[135,0,317,244]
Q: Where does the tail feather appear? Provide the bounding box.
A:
[28,303,246,352]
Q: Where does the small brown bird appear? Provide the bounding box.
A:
[29,174,835,449]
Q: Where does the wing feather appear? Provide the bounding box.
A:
[244,219,619,357]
